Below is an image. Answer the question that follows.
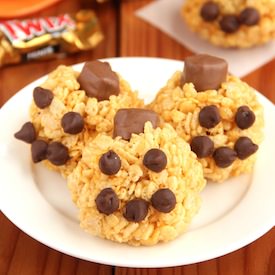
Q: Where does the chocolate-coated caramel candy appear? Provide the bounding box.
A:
[234,137,258,160]
[78,60,120,101]
[181,54,228,91]
[239,8,260,26]
[143,148,167,172]
[220,15,240,33]
[113,108,159,140]
[199,105,221,129]
[31,140,48,163]
[95,188,119,215]
[213,147,237,168]
[190,136,214,158]
[99,150,121,175]
[151,189,176,213]
[47,142,70,166]
[61,112,84,134]
[235,106,255,129]
[33,87,53,109]
[14,122,36,144]
[200,1,220,21]
[123,199,149,222]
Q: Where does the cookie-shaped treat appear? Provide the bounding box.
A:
[15,61,144,177]
[182,0,275,48]
[68,109,206,246]
[150,54,264,182]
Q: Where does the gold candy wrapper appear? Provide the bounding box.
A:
[0,10,104,67]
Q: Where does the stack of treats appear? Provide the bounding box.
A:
[15,54,264,246]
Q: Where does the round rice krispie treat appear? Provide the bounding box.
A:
[68,109,206,246]
[150,54,264,182]
[15,61,144,178]
[182,0,275,48]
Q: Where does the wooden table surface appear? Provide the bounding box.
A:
[0,0,274,274]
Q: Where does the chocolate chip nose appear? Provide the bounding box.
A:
[181,54,228,91]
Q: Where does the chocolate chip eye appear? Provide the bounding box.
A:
[99,150,121,175]
[143,148,167,173]
[95,188,119,215]
[213,147,237,168]
[33,87,53,109]
[151,189,176,213]
[199,105,221,129]
[123,199,149,222]
[235,106,255,130]
[31,140,48,163]
[219,15,240,33]
[200,1,220,22]
[61,112,84,135]
[190,136,214,158]
[234,137,258,160]
[47,142,70,166]
[14,122,36,144]
[239,7,260,26]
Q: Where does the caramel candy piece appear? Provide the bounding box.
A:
[113,109,159,140]
[78,60,120,101]
[181,54,228,91]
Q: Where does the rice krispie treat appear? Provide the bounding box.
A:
[150,54,264,182]
[14,61,144,177]
[182,0,275,48]
[68,109,206,246]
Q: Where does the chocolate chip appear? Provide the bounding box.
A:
[213,147,237,168]
[99,150,121,175]
[239,7,260,26]
[61,112,84,135]
[235,106,255,130]
[220,15,240,33]
[143,148,167,173]
[199,105,221,129]
[190,136,214,158]
[78,60,120,101]
[200,1,220,21]
[95,188,119,215]
[47,142,70,166]
[181,54,228,91]
[31,140,48,163]
[113,109,159,140]
[123,199,149,222]
[14,122,36,144]
[151,188,176,213]
[33,87,53,109]
[234,137,258,160]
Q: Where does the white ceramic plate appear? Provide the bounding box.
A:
[0,58,275,268]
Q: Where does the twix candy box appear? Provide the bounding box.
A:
[0,10,104,67]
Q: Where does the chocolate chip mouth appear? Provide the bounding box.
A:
[200,2,261,34]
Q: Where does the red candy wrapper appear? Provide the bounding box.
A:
[0,10,104,67]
